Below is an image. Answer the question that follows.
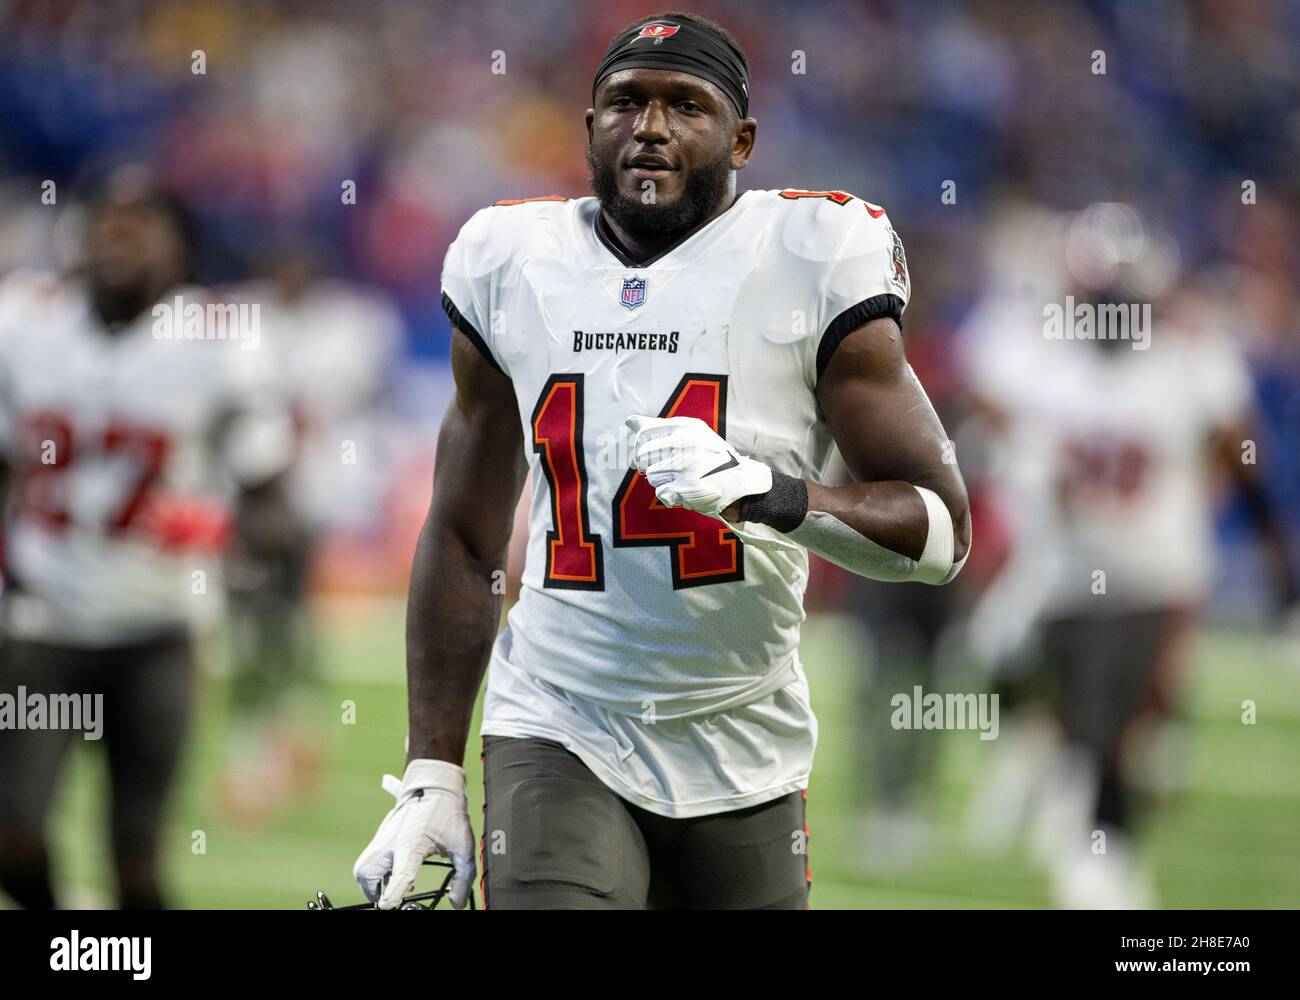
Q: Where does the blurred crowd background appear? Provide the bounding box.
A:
[0,0,1297,908]
[3,0,1298,595]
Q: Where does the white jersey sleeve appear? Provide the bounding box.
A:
[1185,328,1254,435]
[0,316,16,460]
[441,203,536,377]
[806,197,911,383]
[0,271,60,457]
[214,344,296,488]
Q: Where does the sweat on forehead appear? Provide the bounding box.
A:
[592,16,749,118]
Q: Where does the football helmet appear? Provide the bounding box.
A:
[308,860,477,910]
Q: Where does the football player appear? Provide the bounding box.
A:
[355,11,970,909]
[217,244,403,828]
[962,203,1296,907]
[0,170,294,908]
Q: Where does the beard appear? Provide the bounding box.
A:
[587,145,733,243]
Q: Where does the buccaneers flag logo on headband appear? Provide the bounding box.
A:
[634,22,680,44]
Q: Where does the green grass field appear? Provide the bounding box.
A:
[34,600,1300,909]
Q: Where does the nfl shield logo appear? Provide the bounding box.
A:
[620,276,646,310]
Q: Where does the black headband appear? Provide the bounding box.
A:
[592,18,749,118]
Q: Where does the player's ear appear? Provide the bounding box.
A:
[584,108,594,142]
[731,117,757,170]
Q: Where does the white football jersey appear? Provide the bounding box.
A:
[234,278,403,530]
[442,189,911,813]
[964,296,1252,623]
[0,272,293,646]
[1035,327,1251,614]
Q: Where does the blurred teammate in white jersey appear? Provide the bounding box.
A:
[218,244,402,827]
[963,203,1295,908]
[0,171,294,908]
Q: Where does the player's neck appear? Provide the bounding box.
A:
[90,280,173,332]
[599,190,739,266]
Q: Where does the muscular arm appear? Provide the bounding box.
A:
[405,329,525,765]
[1211,420,1298,613]
[735,317,970,582]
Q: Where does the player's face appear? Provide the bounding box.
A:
[586,69,755,238]
[85,196,187,298]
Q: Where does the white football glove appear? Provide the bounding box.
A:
[352,759,475,910]
[625,414,772,518]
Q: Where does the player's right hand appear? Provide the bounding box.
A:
[352,759,476,909]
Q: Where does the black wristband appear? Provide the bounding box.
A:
[737,471,809,534]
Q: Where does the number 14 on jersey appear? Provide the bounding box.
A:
[530,372,745,592]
